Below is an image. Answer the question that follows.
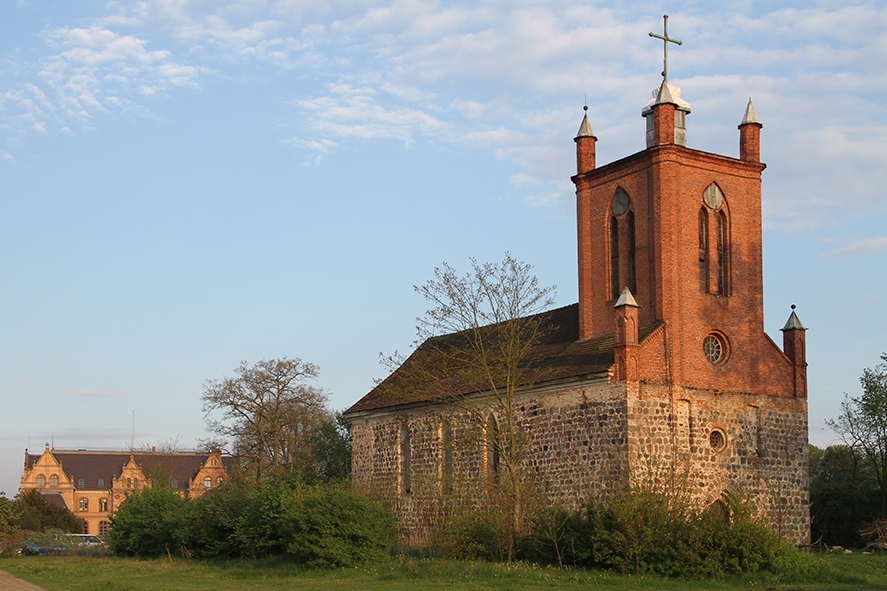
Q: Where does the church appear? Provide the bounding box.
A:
[345,40,810,545]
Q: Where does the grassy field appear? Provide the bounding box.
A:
[2,552,887,591]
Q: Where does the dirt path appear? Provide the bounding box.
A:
[0,570,50,591]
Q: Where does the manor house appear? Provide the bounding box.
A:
[345,74,810,545]
[20,444,229,535]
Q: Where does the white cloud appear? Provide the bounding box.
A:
[822,237,887,258]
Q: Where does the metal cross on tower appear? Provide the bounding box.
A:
[649,14,682,84]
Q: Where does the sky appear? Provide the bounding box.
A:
[1,0,886,498]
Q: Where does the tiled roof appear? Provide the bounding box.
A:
[26,451,226,490]
[346,303,662,414]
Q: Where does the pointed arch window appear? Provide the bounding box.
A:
[628,211,637,294]
[698,208,708,291]
[610,216,620,299]
[400,423,412,496]
[717,211,729,295]
[441,419,453,494]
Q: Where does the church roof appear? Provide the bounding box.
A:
[347,303,662,414]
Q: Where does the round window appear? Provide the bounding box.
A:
[611,189,631,216]
[703,333,727,364]
[709,429,726,451]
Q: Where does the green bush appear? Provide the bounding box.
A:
[519,488,828,580]
[110,487,185,557]
[278,483,398,567]
[431,507,511,561]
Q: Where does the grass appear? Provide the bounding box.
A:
[1,552,887,591]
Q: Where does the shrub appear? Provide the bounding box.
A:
[432,507,511,561]
[278,483,398,567]
[110,487,185,557]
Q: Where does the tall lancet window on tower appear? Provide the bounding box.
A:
[698,208,708,291]
[610,217,620,299]
[610,189,633,299]
[717,211,729,295]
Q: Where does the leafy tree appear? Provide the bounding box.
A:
[110,487,185,557]
[202,357,332,481]
[306,411,352,483]
[809,444,879,547]
[15,489,80,533]
[0,491,21,541]
[382,254,556,541]
[827,353,887,518]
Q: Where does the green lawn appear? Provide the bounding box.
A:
[2,552,886,591]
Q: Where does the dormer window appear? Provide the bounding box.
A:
[37,475,45,486]
[50,475,58,487]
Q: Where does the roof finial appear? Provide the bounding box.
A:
[649,14,683,84]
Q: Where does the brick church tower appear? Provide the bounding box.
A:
[572,79,809,541]
[347,41,810,546]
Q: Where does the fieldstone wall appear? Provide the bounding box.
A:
[350,378,809,546]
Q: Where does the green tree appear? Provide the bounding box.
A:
[382,254,556,543]
[827,353,887,518]
[0,491,21,542]
[15,489,80,533]
[202,357,332,481]
[110,487,185,557]
[306,411,352,483]
[809,444,879,547]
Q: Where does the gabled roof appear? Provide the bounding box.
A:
[26,450,228,490]
[347,303,662,414]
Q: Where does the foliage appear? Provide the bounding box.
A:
[305,411,352,483]
[202,357,332,481]
[0,491,21,542]
[431,506,512,561]
[809,444,879,547]
[382,254,556,542]
[278,482,399,567]
[110,486,185,557]
[518,488,826,580]
[14,489,81,533]
[828,353,887,518]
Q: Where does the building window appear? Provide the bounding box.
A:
[79,498,88,512]
[217,477,223,487]
[99,498,108,512]
[133,478,138,489]
[99,521,110,536]
[440,420,453,494]
[610,216,620,299]
[126,478,132,488]
[37,475,45,486]
[204,478,212,488]
[709,429,727,452]
[717,211,729,295]
[628,211,637,295]
[83,521,89,534]
[703,333,727,364]
[485,415,500,481]
[699,208,708,291]
[98,479,104,487]
[172,480,177,488]
[400,423,412,495]
[78,478,84,487]
[50,475,58,487]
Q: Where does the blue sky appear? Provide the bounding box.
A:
[1,0,885,497]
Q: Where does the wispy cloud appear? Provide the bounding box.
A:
[822,237,887,258]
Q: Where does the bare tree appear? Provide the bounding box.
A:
[383,254,556,538]
[202,357,331,481]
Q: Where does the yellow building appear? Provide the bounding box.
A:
[21,443,229,535]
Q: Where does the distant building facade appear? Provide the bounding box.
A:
[20,443,229,535]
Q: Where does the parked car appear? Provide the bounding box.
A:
[21,533,106,555]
